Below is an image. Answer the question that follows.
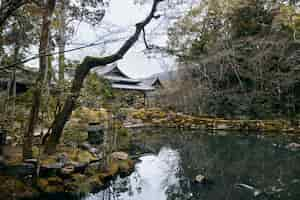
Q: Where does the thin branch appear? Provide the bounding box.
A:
[0,37,126,71]
[143,28,150,49]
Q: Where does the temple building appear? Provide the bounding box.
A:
[0,64,163,108]
[95,64,163,107]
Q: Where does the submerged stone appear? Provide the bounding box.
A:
[195,174,206,184]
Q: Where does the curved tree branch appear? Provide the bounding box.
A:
[0,0,29,28]
[44,0,165,154]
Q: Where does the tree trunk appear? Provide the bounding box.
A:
[44,60,91,154]
[58,0,66,84]
[57,0,67,111]
[23,0,56,160]
[11,43,19,118]
[44,0,163,154]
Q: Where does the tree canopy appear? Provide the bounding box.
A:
[167,0,300,118]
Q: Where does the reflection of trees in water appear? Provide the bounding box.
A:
[86,164,148,200]
[87,130,300,200]
[85,186,115,200]
[157,130,300,200]
[86,176,133,200]
[157,148,180,191]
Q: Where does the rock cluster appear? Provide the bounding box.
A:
[37,147,134,195]
[130,108,300,133]
[0,142,134,199]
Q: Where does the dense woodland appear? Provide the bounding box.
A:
[164,0,300,119]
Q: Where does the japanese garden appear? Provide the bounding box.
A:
[0,0,300,199]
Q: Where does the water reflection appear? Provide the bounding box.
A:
[85,130,300,200]
[86,148,180,200]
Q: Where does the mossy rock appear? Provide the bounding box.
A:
[37,176,64,193]
[37,177,64,193]
[105,161,119,176]
[48,176,63,185]
[118,160,134,174]
[99,161,119,181]
[41,156,57,166]
[37,178,48,189]
[76,150,97,163]
[65,173,103,194]
[55,148,97,164]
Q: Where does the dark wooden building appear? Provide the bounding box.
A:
[96,64,163,107]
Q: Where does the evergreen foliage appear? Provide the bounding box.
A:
[167,0,300,119]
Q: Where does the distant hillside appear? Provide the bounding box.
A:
[150,70,178,81]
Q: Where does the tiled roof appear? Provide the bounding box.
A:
[95,64,159,92]
[104,75,141,83]
[96,64,129,78]
[112,83,155,91]
[95,64,116,75]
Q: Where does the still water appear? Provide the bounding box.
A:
[85,129,300,200]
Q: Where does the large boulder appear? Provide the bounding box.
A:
[111,152,129,160]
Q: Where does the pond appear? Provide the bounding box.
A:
[84,129,300,200]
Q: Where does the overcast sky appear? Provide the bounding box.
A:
[25,0,196,78]
[64,0,166,78]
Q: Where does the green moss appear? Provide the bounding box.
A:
[76,150,97,163]
[32,146,40,158]
[118,160,134,173]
